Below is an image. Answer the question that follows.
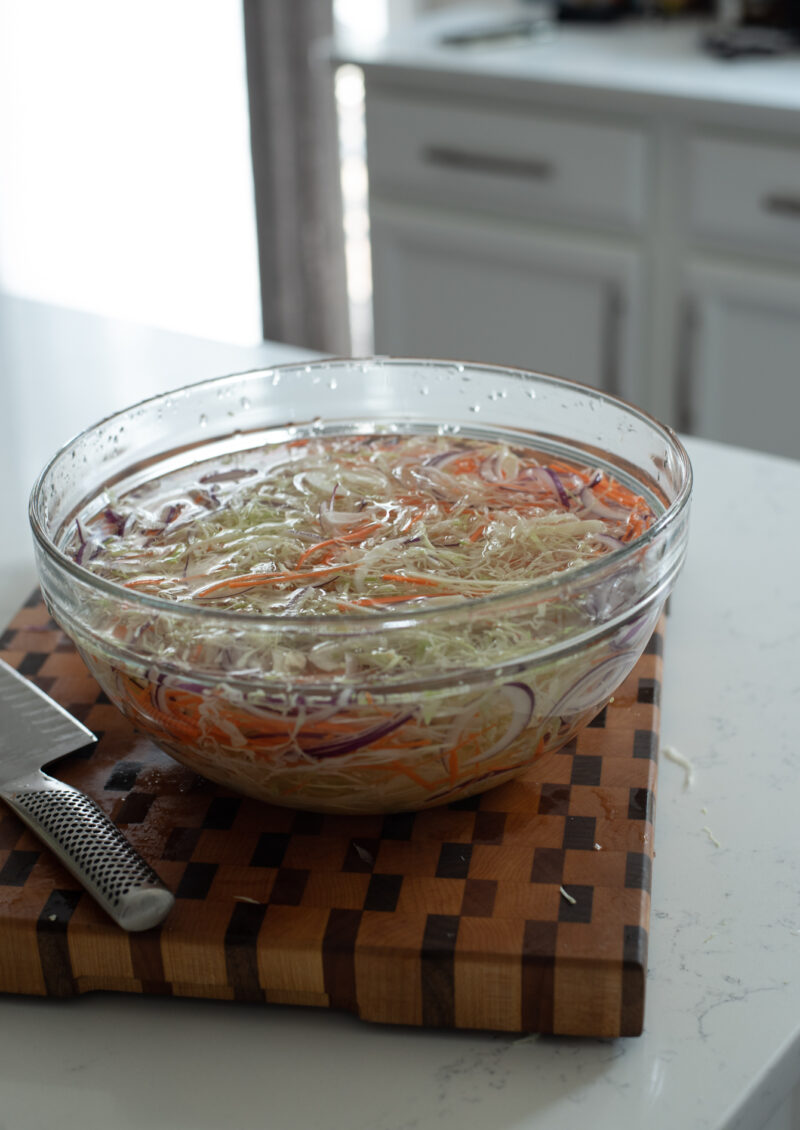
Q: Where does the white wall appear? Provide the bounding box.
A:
[0,0,262,344]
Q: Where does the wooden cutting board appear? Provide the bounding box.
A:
[0,593,662,1037]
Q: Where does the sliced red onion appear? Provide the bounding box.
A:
[74,518,88,564]
[612,610,659,651]
[482,682,535,757]
[545,468,571,509]
[318,483,368,534]
[479,449,519,483]
[74,518,104,565]
[448,682,535,761]
[549,651,638,718]
[284,585,312,610]
[300,710,414,759]
[592,532,625,552]
[103,507,127,536]
[423,448,468,468]
[152,677,170,715]
[318,507,367,534]
[579,486,628,520]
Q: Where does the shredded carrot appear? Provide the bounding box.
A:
[296,522,381,567]
[123,575,168,589]
[385,760,438,792]
[380,573,441,587]
[450,455,479,475]
[193,561,361,598]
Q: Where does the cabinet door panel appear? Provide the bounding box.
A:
[370,204,642,402]
[685,263,800,460]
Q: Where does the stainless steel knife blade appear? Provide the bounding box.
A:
[0,658,96,782]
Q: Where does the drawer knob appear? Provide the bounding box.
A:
[762,192,800,219]
[423,145,554,182]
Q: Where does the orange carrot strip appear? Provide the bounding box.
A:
[194,561,360,598]
[296,522,381,567]
[139,704,202,740]
[385,760,438,792]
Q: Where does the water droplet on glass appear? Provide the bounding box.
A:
[527,390,536,399]
[271,372,281,386]
[240,396,250,410]
[199,413,208,428]
[328,378,338,390]
[469,404,480,413]
[420,386,430,396]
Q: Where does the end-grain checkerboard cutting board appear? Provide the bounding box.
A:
[0,594,663,1037]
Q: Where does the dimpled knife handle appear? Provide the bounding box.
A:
[3,770,174,931]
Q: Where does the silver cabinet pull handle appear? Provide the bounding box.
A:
[762,193,800,219]
[423,145,554,182]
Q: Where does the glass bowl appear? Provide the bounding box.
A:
[29,358,691,814]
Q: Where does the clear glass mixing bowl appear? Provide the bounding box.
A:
[29,358,691,813]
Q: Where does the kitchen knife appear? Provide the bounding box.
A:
[0,658,174,931]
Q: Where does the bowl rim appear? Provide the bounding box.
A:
[29,356,693,631]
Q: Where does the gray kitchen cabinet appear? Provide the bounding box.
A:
[342,9,800,457]
[364,87,648,405]
[684,128,800,459]
[682,261,800,458]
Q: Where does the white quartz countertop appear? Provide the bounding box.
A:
[1,295,799,1130]
[334,4,800,126]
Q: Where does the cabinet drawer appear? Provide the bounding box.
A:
[689,133,800,260]
[364,91,647,233]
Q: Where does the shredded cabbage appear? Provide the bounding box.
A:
[65,432,659,812]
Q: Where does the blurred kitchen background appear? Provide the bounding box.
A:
[1,0,799,458]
